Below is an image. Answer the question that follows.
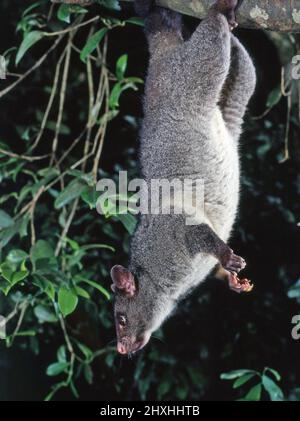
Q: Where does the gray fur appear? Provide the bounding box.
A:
[112,0,256,353]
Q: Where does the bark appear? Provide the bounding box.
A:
[51,0,300,32]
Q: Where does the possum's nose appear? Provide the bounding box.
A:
[117,343,127,354]
[117,333,151,355]
[117,341,140,354]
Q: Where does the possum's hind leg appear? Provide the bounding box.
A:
[179,1,237,115]
[135,0,183,56]
[185,223,253,293]
[219,35,256,139]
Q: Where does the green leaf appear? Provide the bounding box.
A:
[233,373,256,389]
[65,237,80,251]
[0,210,14,229]
[6,249,28,264]
[57,4,87,23]
[266,86,282,108]
[157,380,171,399]
[176,384,188,400]
[57,4,72,23]
[34,305,57,323]
[80,28,108,63]
[81,185,98,209]
[262,375,284,401]
[126,17,144,27]
[0,281,13,296]
[0,262,14,283]
[244,383,262,401]
[19,214,30,238]
[75,285,90,299]
[0,223,20,248]
[22,1,45,17]
[115,213,137,234]
[70,380,79,399]
[11,270,29,285]
[108,81,123,109]
[45,281,56,301]
[109,80,141,109]
[33,276,56,301]
[57,345,67,363]
[77,342,93,360]
[55,179,87,209]
[116,54,128,80]
[16,31,44,65]
[264,367,281,382]
[84,364,93,384]
[0,192,18,205]
[97,0,121,11]
[287,281,300,298]
[220,369,257,380]
[30,239,56,270]
[78,278,110,300]
[58,286,78,317]
[46,362,69,377]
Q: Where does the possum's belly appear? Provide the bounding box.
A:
[140,108,240,240]
[201,109,240,241]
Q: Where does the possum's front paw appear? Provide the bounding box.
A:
[228,273,254,294]
[221,249,246,273]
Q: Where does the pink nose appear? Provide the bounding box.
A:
[117,343,127,354]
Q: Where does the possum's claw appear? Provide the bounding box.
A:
[228,272,254,294]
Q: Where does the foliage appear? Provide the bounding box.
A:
[221,367,284,401]
[0,0,300,401]
[0,0,142,400]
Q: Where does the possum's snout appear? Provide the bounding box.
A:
[117,333,151,355]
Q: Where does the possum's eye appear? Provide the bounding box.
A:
[118,315,127,328]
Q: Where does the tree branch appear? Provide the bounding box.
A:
[51,0,300,32]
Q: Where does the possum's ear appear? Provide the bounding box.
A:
[110,265,136,298]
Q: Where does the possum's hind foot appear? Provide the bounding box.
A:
[228,272,254,294]
[135,0,182,35]
[134,0,154,18]
[213,0,243,30]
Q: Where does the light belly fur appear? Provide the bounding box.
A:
[179,109,240,296]
[203,108,240,241]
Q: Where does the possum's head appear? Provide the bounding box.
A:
[110,265,171,354]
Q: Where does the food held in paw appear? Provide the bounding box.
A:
[228,273,254,294]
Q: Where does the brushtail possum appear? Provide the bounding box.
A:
[111,0,256,355]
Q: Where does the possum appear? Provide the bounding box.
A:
[110,0,256,355]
